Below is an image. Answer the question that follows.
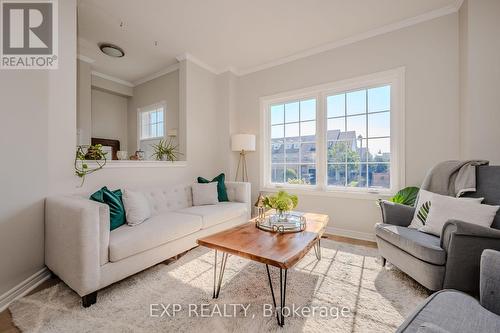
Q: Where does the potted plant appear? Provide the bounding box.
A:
[263,190,298,221]
[151,137,182,161]
[388,186,419,206]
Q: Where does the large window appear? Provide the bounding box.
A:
[261,69,404,195]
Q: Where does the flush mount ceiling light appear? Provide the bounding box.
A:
[99,43,125,58]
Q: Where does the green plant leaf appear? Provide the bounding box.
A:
[389,186,419,206]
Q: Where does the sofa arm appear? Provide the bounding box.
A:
[45,196,110,296]
[378,200,415,226]
[480,249,500,315]
[225,182,251,219]
[440,220,500,294]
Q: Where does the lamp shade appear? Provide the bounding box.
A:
[231,134,256,152]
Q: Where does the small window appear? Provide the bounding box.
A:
[140,106,165,140]
[270,99,317,185]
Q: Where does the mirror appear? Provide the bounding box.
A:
[76,3,184,162]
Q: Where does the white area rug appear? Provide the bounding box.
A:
[10,239,429,332]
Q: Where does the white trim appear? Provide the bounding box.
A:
[133,63,180,86]
[77,54,95,64]
[91,71,135,87]
[325,226,376,242]
[176,53,219,75]
[261,186,392,201]
[84,160,187,168]
[235,3,461,76]
[0,267,50,312]
[260,67,405,197]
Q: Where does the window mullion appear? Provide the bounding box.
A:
[316,94,325,190]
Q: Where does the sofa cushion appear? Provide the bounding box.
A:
[397,290,500,333]
[176,202,247,229]
[375,224,445,265]
[109,212,202,262]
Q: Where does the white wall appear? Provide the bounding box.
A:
[127,70,180,155]
[232,14,460,238]
[91,89,129,151]
[77,60,92,145]
[0,0,76,296]
[459,0,500,164]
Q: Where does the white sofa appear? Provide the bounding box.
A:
[45,181,251,307]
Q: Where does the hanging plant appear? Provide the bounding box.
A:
[74,144,107,187]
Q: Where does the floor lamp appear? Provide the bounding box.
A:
[231,134,256,182]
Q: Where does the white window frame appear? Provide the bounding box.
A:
[260,68,405,198]
[136,101,166,149]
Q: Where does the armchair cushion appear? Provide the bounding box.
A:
[396,290,500,333]
[375,224,445,265]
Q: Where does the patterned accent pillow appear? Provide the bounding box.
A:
[409,190,484,229]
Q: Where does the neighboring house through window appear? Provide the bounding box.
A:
[261,68,404,196]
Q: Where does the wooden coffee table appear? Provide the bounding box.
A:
[197,212,329,327]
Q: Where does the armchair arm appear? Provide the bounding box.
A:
[45,196,110,296]
[480,249,500,315]
[440,220,500,294]
[378,200,415,226]
[441,220,500,249]
[225,181,251,219]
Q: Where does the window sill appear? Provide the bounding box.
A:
[83,160,187,168]
[261,186,393,200]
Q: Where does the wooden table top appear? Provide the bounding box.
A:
[197,212,329,269]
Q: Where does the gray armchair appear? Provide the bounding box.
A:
[396,249,500,333]
[376,165,500,294]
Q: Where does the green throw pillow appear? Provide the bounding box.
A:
[90,186,126,231]
[197,173,228,202]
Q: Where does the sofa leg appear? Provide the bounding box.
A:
[381,257,386,267]
[82,292,97,308]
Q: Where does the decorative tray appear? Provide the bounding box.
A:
[255,212,306,233]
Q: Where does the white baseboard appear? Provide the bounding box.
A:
[325,226,376,242]
[0,267,51,312]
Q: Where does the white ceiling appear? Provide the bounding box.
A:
[77,0,460,84]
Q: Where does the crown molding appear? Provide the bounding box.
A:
[176,53,220,75]
[77,54,95,64]
[91,71,135,87]
[235,2,463,76]
[133,63,180,86]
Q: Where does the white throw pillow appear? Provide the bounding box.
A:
[409,189,483,229]
[122,189,152,226]
[419,194,499,236]
[192,183,218,206]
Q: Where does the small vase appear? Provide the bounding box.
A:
[277,210,288,222]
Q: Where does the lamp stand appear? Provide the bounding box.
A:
[235,150,249,182]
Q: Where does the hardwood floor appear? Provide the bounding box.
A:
[0,235,376,332]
